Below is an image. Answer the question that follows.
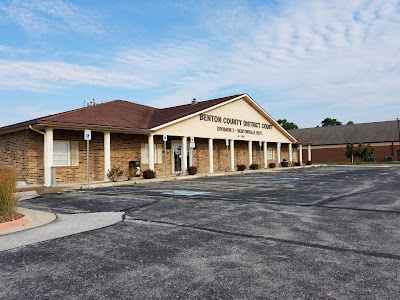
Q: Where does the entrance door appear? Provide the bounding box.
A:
[173,145,182,172]
[172,144,190,173]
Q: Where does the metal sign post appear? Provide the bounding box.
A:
[225,138,230,171]
[163,134,167,177]
[84,130,91,188]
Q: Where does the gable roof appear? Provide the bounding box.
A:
[0,94,242,133]
[289,120,400,145]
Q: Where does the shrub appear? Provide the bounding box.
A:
[294,162,301,166]
[187,166,197,175]
[306,161,312,165]
[0,167,19,212]
[107,165,124,182]
[250,164,259,170]
[269,163,276,168]
[236,164,246,171]
[143,169,156,179]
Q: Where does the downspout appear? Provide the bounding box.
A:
[29,125,46,186]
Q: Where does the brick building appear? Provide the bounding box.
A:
[0,94,308,186]
[289,120,400,163]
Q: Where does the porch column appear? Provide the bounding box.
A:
[263,142,268,168]
[104,131,111,181]
[44,128,53,187]
[230,139,235,171]
[289,143,293,164]
[208,138,214,173]
[308,145,312,162]
[182,136,188,174]
[148,133,154,171]
[189,147,193,166]
[248,141,253,166]
[299,144,303,165]
[277,142,281,167]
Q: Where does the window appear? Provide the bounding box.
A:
[141,144,163,163]
[53,141,79,167]
[267,147,274,160]
[53,141,70,166]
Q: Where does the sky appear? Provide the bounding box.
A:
[0,0,399,128]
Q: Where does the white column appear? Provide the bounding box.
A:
[308,145,312,162]
[289,143,293,164]
[263,142,268,168]
[182,136,188,174]
[208,138,214,173]
[277,142,281,167]
[104,131,111,181]
[299,144,303,165]
[230,139,235,171]
[248,141,253,166]
[189,147,193,166]
[44,128,53,187]
[148,133,154,171]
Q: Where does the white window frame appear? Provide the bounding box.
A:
[53,141,70,166]
[267,147,274,160]
[142,144,162,164]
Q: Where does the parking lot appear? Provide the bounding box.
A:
[1,166,400,299]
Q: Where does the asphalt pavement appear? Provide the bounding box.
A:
[1,166,400,299]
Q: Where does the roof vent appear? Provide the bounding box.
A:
[191,98,197,105]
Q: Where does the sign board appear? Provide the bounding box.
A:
[225,138,229,146]
[163,134,168,142]
[259,141,262,146]
[190,142,195,148]
[190,136,195,143]
[84,130,92,141]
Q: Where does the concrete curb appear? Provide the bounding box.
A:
[0,207,56,236]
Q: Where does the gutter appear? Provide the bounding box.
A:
[29,125,45,136]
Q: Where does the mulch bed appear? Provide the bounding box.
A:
[0,211,23,223]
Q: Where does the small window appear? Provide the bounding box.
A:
[267,147,274,160]
[141,144,161,164]
[53,141,70,166]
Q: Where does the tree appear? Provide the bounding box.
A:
[351,143,375,163]
[346,121,354,125]
[321,118,342,127]
[277,119,298,130]
[346,143,355,163]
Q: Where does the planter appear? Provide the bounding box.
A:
[281,161,289,167]
[306,161,312,165]
[250,164,259,170]
[187,166,197,175]
[268,163,276,168]
[236,164,246,171]
[294,162,301,166]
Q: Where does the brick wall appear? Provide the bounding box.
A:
[0,130,30,182]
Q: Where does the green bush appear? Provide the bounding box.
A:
[0,167,18,212]
[236,164,246,171]
[143,169,156,179]
[107,165,124,182]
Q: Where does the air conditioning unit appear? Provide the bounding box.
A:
[386,156,394,162]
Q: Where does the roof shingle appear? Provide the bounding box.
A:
[289,120,400,145]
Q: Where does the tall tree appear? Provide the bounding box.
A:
[346,143,355,163]
[277,119,298,130]
[346,121,354,125]
[321,118,342,127]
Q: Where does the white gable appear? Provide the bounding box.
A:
[154,97,295,143]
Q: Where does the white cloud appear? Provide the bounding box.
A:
[0,59,154,92]
[0,0,103,36]
[0,0,399,127]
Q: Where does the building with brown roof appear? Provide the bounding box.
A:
[0,94,308,186]
[289,120,400,163]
